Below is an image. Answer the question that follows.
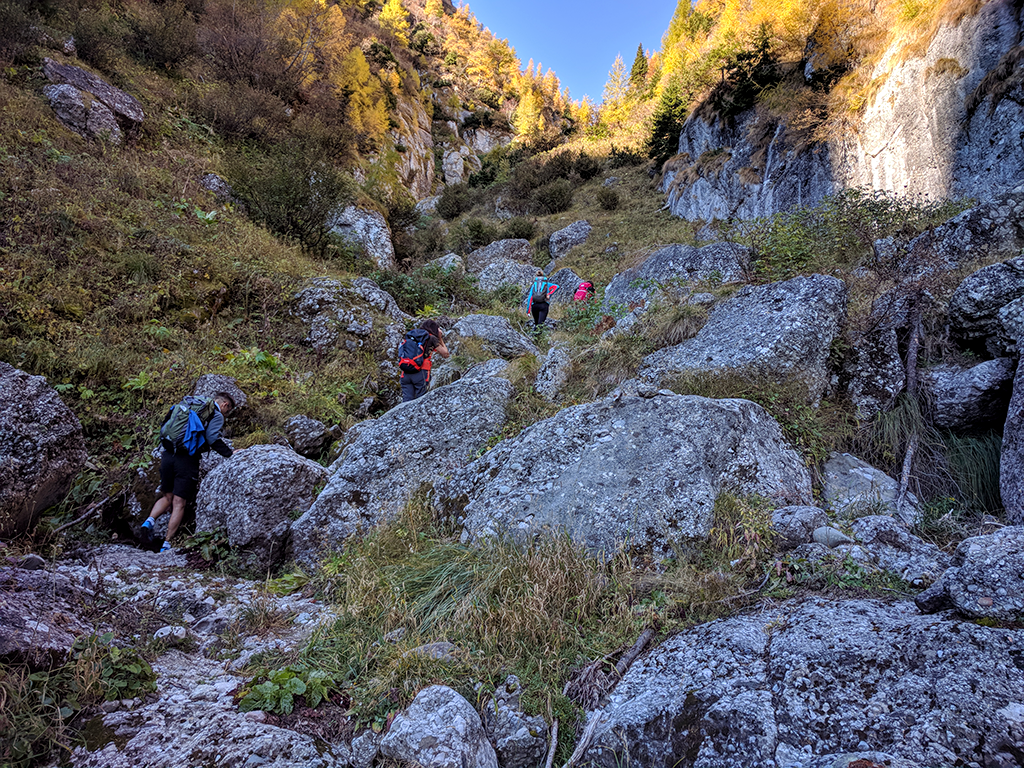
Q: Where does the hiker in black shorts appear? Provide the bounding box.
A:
[140,392,235,552]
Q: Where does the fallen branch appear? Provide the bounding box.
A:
[613,626,657,680]
[544,718,558,768]
[561,712,604,768]
[51,496,110,535]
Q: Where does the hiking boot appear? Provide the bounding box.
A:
[140,518,154,545]
[159,540,173,554]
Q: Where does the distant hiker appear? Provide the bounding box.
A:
[574,281,595,301]
[141,391,235,553]
[527,270,558,327]
[397,318,449,403]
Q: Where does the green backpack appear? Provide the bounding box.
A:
[160,395,217,453]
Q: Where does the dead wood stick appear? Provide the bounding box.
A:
[51,496,110,535]
[561,713,604,768]
[613,626,657,680]
[544,719,559,768]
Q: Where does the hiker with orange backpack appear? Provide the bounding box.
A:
[397,318,449,402]
[140,391,235,553]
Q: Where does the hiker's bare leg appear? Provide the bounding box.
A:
[148,493,172,522]
[165,495,187,541]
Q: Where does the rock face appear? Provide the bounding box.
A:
[549,220,592,259]
[1004,361,1024,525]
[465,239,533,273]
[196,445,328,572]
[639,274,848,403]
[379,685,498,768]
[291,277,410,356]
[603,243,747,310]
[438,393,812,558]
[447,314,539,359]
[663,109,834,221]
[0,362,88,538]
[42,58,144,143]
[922,358,1015,430]
[842,322,906,420]
[948,255,1024,357]
[391,96,435,200]
[289,364,513,562]
[915,526,1024,621]
[327,206,396,271]
[582,597,1024,768]
[837,1,1023,200]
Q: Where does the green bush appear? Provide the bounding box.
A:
[596,187,620,210]
[436,182,474,220]
[502,217,536,240]
[573,152,603,180]
[532,179,574,214]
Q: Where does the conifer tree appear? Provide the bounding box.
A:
[646,76,688,165]
[628,44,648,94]
[379,0,410,45]
[601,53,628,128]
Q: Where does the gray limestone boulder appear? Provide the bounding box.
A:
[851,515,951,585]
[535,345,572,404]
[289,364,513,562]
[0,567,98,667]
[196,445,328,572]
[192,373,248,410]
[948,255,1024,357]
[546,267,585,304]
[639,274,848,404]
[466,239,533,273]
[43,83,122,143]
[842,325,906,420]
[438,393,812,558]
[901,187,1024,275]
[379,685,498,768]
[581,597,1024,768]
[481,676,548,768]
[916,526,1024,621]
[922,358,1015,431]
[0,362,88,538]
[549,220,592,259]
[447,314,539,359]
[285,415,333,457]
[291,277,410,356]
[772,506,829,551]
[822,453,921,526]
[1003,361,1024,524]
[477,258,537,293]
[42,58,144,143]
[603,242,747,310]
[327,206,396,271]
[424,252,465,276]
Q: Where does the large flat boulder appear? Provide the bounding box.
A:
[580,597,1024,768]
[0,362,88,538]
[437,392,812,558]
[289,363,514,562]
[291,277,410,357]
[466,239,533,273]
[640,274,848,403]
[42,58,144,143]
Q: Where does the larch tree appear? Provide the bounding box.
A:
[379,0,410,45]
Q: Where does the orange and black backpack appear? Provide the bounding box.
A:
[397,328,432,374]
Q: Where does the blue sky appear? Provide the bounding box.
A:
[461,1,679,104]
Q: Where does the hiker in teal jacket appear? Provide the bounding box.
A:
[140,392,234,553]
[527,269,558,328]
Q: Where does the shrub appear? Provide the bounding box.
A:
[128,0,200,69]
[501,216,535,240]
[532,179,574,214]
[573,151,603,180]
[609,144,645,168]
[596,187,620,210]
[436,182,473,220]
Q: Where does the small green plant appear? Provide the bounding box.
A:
[238,665,336,715]
[596,187,620,210]
[265,570,310,596]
